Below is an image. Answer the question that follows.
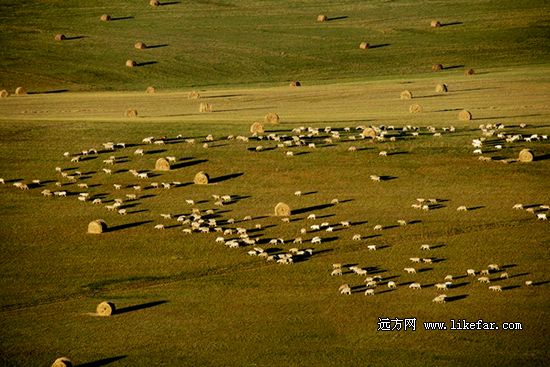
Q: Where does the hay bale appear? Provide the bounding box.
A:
[155,158,171,171]
[435,83,448,93]
[465,68,475,76]
[359,42,369,50]
[409,104,423,113]
[400,90,412,100]
[100,14,111,21]
[430,20,441,28]
[199,102,212,113]
[96,301,116,316]
[15,87,26,95]
[363,127,377,139]
[0,90,9,98]
[126,59,137,68]
[125,108,138,117]
[135,42,147,50]
[150,0,160,6]
[188,91,200,99]
[274,202,291,217]
[289,80,301,87]
[250,122,265,135]
[54,34,66,41]
[518,149,534,162]
[194,171,209,185]
[51,357,73,367]
[432,64,443,71]
[146,86,156,94]
[264,112,280,124]
[458,109,472,121]
[87,219,107,234]
[317,15,327,22]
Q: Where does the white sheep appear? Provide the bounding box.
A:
[409,283,421,290]
[489,285,502,292]
[352,234,362,241]
[422,258,432,264]
[379,151,387,157]
[435,283,447,290]
[311,237,322,244]
[432,295,447,304]
[341,221,351,227]
[420,244,430,250]
[367,245,377,251]
[457,206,468,211]
[525,280,533,287]
[339,284,352,295]
[478,277,490,283]
[160,214,171,220]
[404,267,416,274]
[331,268,343,276]
[387,281,397,289]
[537,213,547,220]
[118,209,127,215]
[370,175,381,182]
[294,191,302,196]
[444,275,453,281]
[154,224,165,230]
[409,257,421,263]
[397,220,407,226]
[126,194,137,200]
[467,269,476,276]
[307,214,316,220]
[138,173,148,179]
[365,289,375,296]
[373,225,383,231]
[92,198,102,204]
[166,156,177,163]
[102,168,112,175]
[310,224,320,231]
[293,237,303,244]
[355,269,368,276]
[480,269,490,275]
[488,264,500,271]
[500,272,509,279]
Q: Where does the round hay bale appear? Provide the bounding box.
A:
[250,122,265,135]
[150,0,160,7]
[96,301,116,316]
[134,42,147,50]
[87,219,107,234]
[51,357,73,367]
[155,158,171,171]
[54,34,66,42]
[125,108,138,118]
[0,90,9,98]
[432,64,443,72]
[400,90,412,100]
[126,59,137,68]
[359,42,369,50]
[317,15,327,22]
[518,149,534,162]
[458,109,472,121]
[188,91,200,99]
[274,202,291,217]
[146,86,156,94]
[194,171,209,185]
[465,68,475,76]
[15,87,26,95]
[430,20,441,28]
[264,112,280,124]
[409,104,423,113]
[100,14,111,21]
[362,127,377,139]
[435,83,448,93]
[289,80,301,87]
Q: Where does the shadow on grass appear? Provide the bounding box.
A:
[65,36,86,40]
[442,64,465,70]
[171,159,208,169]
[107,220,153,232]
[110,16,134,21]
[209,172,244,184]
[146,44,169,49]
[502,285,521,291]
[441,21,463,27]
[76,356,127,367]
[160,1,181,5]
[136,61,158,67]
[368,43,390,49]
[446,294,468,302]
[292,203,334,215]
[326,15,348,21]
[28,89,69,94]
[114,300,168,315]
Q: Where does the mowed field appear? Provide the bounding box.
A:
[1,1,550,367]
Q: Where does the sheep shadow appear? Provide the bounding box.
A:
[417,267,433,273]
[467,206,485,211]
[209,172,244,184]
[292,203,334,215]
[380,176,397,181]
[532,280,550,286]
[76,356,127,367]
[502,285,521,291]
[170,159,208,169]
[106,220,153,232]
[449,282,469,289]
[446,294,468,302]
[114,300,168,315]
[377,289,396,295]
[430,244,445,250]
[136,61,158,67]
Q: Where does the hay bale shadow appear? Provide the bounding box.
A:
[65,36,86,40]
[446,294,468,302]
[110,16,134,21]
[292,203,334,215]
[502,285,521,291]
[114,300,168,315]
[326,15,348,21]
[209,172,244,183]
[136,61,158,67]
[146,44,168,49]
[441,21,463,27]
[106,220,153,232]
[368,43,390,49]
[170,159,208,169]
[28,89,69,94]
[76,355,127,367]
[442,64,465,70]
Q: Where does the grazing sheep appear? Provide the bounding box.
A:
[488,264,500,271]
[422,258,432,264]
[133,185,142,191]
[102,168,112,175]
[525,280,533,286]
[294,191,302,196]
[54,191,67,197]
[0,178,4,184]
[307,214,316,220]
[339,284,352,295]
[41,189,52,197]
[352,234,362,241]
[478,277,491,283]
[421,244,430,250]
[404,267,416,274]
[154,224,165,230]
[410,257,421,263]
[409,283,421,290]
[331,268,343,276]
[480,269,490,275]
[467,269,476,276]
[432,295,447,304]
[422,204,430,211]
[365,289,375,296]
[500,272,509,279]
[397,220,407,226]
[411,203,422,209]
[387,281,397,289]
[311,237,322,244]
[293,237,303,244]
[537,213,548,220]
[489,285,502,292]
[444,275,453,281]
[126,194,137,200]
[77,196,87,202]
[185,199,195,205]
[368,245,377,251]
[92,198,102,204]
[118,209,127,215]
[341,221,351,227]
[355,269,368,276]
[435,283,447,290]
[310,224,320,231]
[138,173,148,179]
[457,206,468,211]
[160,214,171,220]
[370,175,381,182]
[379,151,387,157]
[373,225,383,231]
[281,217,290,223]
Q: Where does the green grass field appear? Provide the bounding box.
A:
[0,1,549,366]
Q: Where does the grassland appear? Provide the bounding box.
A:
[0,1,549,366]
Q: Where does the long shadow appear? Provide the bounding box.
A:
[475,114,541,120]
[535,154,550,161]
[28,89,69,94]
[170,159,208,169]
[76,356,127,367]
[145,149,167,155]
[449,282,469,289]
[215,106,275,113]
[418,267,433,273]
[368,43,390,49]
[160,1,181,5]
[128,209,148,214]
[107,220,153,232]
[203,94,245,99]
[292,203,334,215]
[326,15,348,21]
[380,176,398,181]
[533,280,550,286]
[114,300,168,315]
[446,294,468,302]
[502,285,521,291]
[65,36,86,40]
[146,44,169,49]
[442,64,465,70]
[430,244,445,249]
[136,61,158,67]
[468,206,485,211]
[110,16,134,21]
[209,172,244,184]
[377,289,396,295]
[441,21,463,27]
